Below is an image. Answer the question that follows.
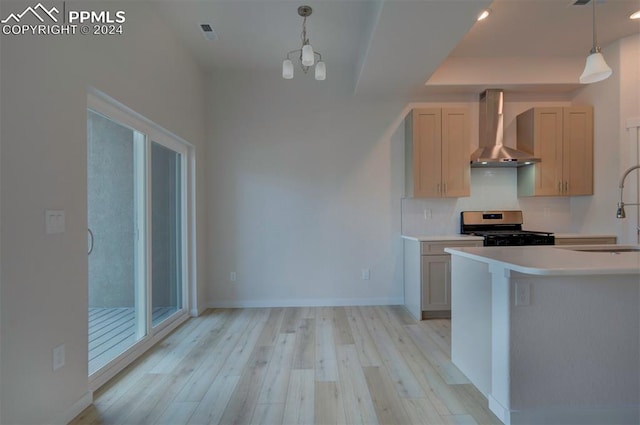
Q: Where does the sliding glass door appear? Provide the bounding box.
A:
[87,92,191,379]
[87,110,147,375]
[151,141,184,327]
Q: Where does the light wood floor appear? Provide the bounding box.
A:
[72,306,501,425]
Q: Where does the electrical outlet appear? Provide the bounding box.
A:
[53,344,65,371]
[230,272,237,282]
[361,268,370,280]
[543,207,551,217]
[423,209,432,220]
[515,282,531,306]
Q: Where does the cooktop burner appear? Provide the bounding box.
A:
[461,210,555,246]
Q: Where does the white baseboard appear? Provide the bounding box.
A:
[208,297,404,309]
[61,391,93,425]
[489,400,639,425]
[510,405,639,425]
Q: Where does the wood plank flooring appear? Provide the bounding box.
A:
[73,306,501,425]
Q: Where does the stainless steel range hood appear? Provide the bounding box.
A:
[470,89,540,167]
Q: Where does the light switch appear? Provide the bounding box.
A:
[45,210,65,234]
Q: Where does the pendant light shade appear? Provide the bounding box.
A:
[282,59,294,79]
[301,44,314,66]
[315,61,326,80]
[579,51,612,84]
[580,0,612,84]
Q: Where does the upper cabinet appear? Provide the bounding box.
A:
[517,106,593,197]
[405,108,470,198]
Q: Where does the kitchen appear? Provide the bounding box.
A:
[401,83,639,421]
[1,0,639,423]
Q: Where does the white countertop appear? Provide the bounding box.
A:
[403,234,616,242]
[445,245,640,276]
[402,234,484,242]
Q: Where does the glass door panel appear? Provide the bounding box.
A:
[87,110,146,375]
[151,141,183,327]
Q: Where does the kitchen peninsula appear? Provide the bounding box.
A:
[445,245,640,425]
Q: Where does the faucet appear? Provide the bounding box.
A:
[616,164,640,218]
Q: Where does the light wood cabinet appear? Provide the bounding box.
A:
[403,239,483,320]
[517,106,593,197]
[405,108,470,198]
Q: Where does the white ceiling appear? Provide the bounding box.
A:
[153,0,640,97]
[451,0,640,58]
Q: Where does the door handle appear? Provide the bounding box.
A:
[88,228,94,256]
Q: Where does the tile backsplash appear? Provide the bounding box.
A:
[402,168,573,235]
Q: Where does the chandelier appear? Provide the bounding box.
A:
[282,5,326,81]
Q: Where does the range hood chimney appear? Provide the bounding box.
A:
[470,89,540,167]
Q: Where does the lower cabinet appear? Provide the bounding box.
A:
[403,239,483,320]
[421,255,451,314]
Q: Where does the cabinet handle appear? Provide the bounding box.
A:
[565,181,569,193]
[558,181,562,193]
[443,183,447,194]
[437,183,441,194]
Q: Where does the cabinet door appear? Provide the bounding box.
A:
[421,255,451,311]
[412,109,442,198]
[534,107,564,196]
[563,106,593,195]
[442,108,470,197]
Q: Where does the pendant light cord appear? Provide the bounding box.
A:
[591,0,598,53]
[301,15,308,47]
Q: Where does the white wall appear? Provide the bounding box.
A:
[0,2,207,423]
[206,34,639,309]
[572,34,640,243]
[207,69,407,307]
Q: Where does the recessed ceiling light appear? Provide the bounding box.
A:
[477,9,491,21]
[630,10,640,20]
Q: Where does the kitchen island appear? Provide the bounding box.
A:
[444,245,640,425]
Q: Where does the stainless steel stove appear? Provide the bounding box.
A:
[460,210,554,246]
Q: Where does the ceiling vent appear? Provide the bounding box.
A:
[199,22,218,41]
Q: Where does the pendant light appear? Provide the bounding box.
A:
[579,0,612,84]
[282,6,326,81]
